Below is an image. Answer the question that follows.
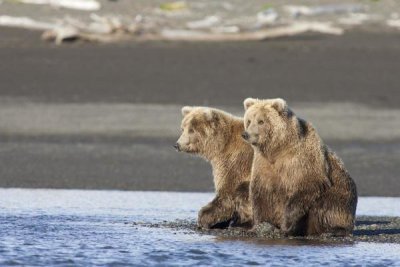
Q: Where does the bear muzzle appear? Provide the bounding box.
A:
[241,131,249,141]
[173,143,181,151]
[243,131,259,146]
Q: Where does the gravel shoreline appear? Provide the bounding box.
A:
[135,216,400,244]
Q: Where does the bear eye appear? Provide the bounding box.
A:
[247,120,251,126]
[258,120,264,125]
[188,128,194,134]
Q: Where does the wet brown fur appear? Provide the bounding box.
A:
[243,98,358,236]
[176,107,254,229]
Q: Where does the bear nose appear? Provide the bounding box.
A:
[173,143,181,151]
[241,132,249,140]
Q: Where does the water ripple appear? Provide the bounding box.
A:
[0,189,399,266]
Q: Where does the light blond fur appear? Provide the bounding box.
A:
[176,106,253,229]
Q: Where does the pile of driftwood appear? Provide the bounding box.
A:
[0,14,345,44]
[1,1,396,44]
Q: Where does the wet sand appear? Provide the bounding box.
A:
[137,216,400,244]
[0,28,399,195]
[1,137,400,196]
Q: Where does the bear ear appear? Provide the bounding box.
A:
[244,98,258,111]
[181,106,193,117]
[271,98,287,113]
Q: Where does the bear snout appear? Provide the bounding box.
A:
[173,143,181,151]
[241,132,249,140]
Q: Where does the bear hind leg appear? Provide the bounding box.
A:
[198,196,235,229]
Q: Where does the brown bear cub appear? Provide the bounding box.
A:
[242,98,358,236]
[175,106,253,229]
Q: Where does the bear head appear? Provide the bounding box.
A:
[175,106,229,159]
[242,97,295,154]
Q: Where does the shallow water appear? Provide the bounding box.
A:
[0,189,400,266]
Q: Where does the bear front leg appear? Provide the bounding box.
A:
[281,191,313,236]
[231,181,253,228]
[198,196,234,229]
[282,181,329,236]
[281,204,306,236]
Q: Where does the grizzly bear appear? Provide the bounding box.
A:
[175,106,253,229]
[242,98,358,236]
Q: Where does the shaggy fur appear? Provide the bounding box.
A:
[243,98,357,236]
[175,106,253,229]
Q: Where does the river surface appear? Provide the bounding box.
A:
[0,189,399,266]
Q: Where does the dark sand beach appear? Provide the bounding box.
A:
[0,28,399,196]
[1,28,400,107]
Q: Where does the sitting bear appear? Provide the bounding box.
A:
[175,106,253,229]
[242,98,357,236]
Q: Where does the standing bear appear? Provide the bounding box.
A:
[242,98,358,236]
[175,106,253,229]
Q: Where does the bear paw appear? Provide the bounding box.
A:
[198,207,230,229]
[281,218,297,236]
[198,207,218,229]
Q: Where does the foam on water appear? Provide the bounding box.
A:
[0,189,399,266]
